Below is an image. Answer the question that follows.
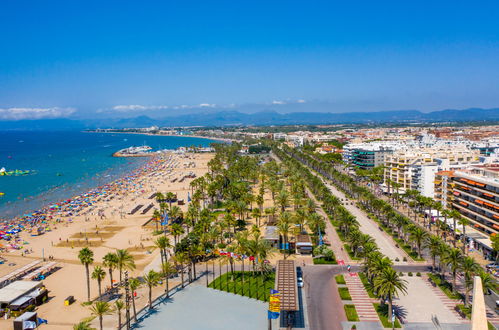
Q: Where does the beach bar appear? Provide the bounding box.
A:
[0,281,47,318]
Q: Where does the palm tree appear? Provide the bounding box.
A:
[173,252,188,288]
[276,190,289,212]
[443,248,463,292]
[102,252,118,288]
[461,256,480,306]
[251,208,262,227]
[143,270,160,309]
[128,278,141,321]
[458,216,470,255]
[170,223,185,246]
[409,227,428,259]
[427,235,442,272]
[152,209,162,232]
[91,266,106,300]
[154,236,171,268]
[78,247,94,302]
[73,320,94,330]
[479,271,496,295]
[165,191,176,209]
[115,249,136,283]
[161,261,177,297]
[114,299,124,329]
[89,301,114,330]
[374,267,407,320]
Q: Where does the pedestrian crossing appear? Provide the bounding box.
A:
[344,274,379,322]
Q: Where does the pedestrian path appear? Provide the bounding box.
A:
[421,275,469,323]
[321,178,406,263]
[344,274,379,322]
[304,187,351,263]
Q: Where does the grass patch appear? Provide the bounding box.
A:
[338,287,352,300]
[373,303,401,328]
[313,257,337,265]
[208,271,275,302]
[428,273,463,300]
[335,274,346,285]
[393,237,425,261]
[358,272,376,298]
[344,304,360,321]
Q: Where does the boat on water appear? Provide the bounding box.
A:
[0,167,35,176]
[113,146,153,157]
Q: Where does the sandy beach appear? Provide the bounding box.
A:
[0,152,213,329]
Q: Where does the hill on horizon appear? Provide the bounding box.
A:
[0,107,498,130]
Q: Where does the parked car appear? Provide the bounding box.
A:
[297,277,304,288]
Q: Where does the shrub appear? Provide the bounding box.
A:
[395,257,399,262]
[339,287,352,300]
[374,303,401,328]
[403,257,407,262]
[344,304,360,321]
[335,274,346,285]
[416,272,421,277]
[408,272,413,277]
[399,272,404,276]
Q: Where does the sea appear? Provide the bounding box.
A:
[0,131,217,219]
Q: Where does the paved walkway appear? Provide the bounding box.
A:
[304,187,351,263]
[132,284,268,330]
[313,172,407,263]
[396,276,462,324]
[344,274,379,322]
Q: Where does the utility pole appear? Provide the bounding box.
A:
[124,271,130,330]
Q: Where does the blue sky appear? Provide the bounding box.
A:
[1,1,499,119]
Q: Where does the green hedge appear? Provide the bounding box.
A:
[313,257,338,265]
[428,273,463,300]
[335,274,346,284]
[339,287,352,300]
[344,304,360,321]
[358,272,376,298]
[373,303,401,328]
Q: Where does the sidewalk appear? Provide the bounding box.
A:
[304,187,351,263]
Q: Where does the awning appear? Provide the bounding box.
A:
[9,295,32,307]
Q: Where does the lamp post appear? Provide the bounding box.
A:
[124,271,130,330]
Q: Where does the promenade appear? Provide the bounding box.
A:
[132,283,268,330]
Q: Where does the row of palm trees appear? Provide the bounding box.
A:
[78,247,137,302]
[274,145,409,321]
[289,146,497,305]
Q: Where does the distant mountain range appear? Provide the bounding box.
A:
[1,107,498,130]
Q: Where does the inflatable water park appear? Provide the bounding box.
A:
[0,167,35,176]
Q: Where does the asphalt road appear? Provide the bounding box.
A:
[303,264,434,330]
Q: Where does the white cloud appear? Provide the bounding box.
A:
[199,103,216,108]
[271,100,286,105]
[0,107,76,120]
[297,99,306,103]
[110,105,169,112]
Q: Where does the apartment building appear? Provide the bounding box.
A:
[343,141,404,169]
[435,164,499,237]
[384,147,479,196]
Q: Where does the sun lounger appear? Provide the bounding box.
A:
[129,205,144,215]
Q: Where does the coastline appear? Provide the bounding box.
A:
[86,130,234,143]
[0,151,214,328]
[0,132,217,221]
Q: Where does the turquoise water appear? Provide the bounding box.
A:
[0,131,216,218]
